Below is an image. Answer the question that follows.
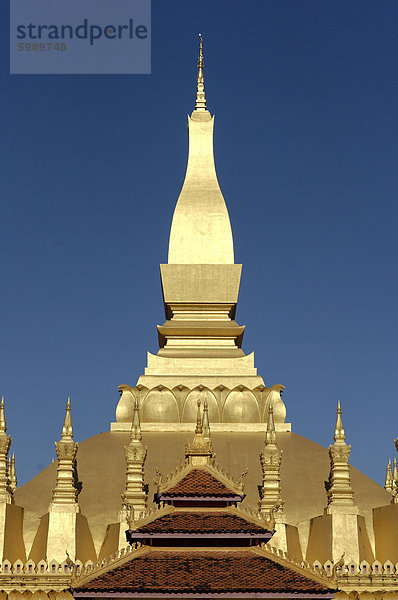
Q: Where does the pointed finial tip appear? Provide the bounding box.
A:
[337,400,341,410]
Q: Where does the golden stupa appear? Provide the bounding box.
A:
[1,36,398,599]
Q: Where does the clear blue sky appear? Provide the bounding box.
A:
[1,1,397,488]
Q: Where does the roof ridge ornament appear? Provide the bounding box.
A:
[202,399,210,441]
[185,400,215,466]
[194,33,207,111]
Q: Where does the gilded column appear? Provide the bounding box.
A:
[0,398,12,504]
[50,398,79,508]
[122,398,148,519]
[0,397,26,562]
[29,398,96,563]
[325,401,355,510]
[384,459,393,493]
[45,398,81,562]
[259,405,283,515]
[324,402,363,564]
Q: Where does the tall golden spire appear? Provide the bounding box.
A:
[51,398,79,507]
[186,400,214,466]
[325,401,355,512]
[9,453,17,494]
[195,399,203,435]
[0,397,12,504]
[0,397,7,434]
[202,399,210,440]
[62,397,73,439]
[259,404,283,516]
[385,459,393,493]
[122,398,147,520]
[334,400,345,442]
[194,34,207,111]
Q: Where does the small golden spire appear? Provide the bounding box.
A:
[393,458,398,483]
[51,398,79,507]
[122,397,147,519]
[0,397,7,433]
[385,459,393,493]
[194,34,207,111]
[334,400,345,443]
[9,453,17,493]
[131,397,142,442]
[195,399,203,435]
[259,404,283,516]
[202,399,210,440]
[326,401,355,511]
[61,397,74,439]
[265,404,277,446]
[186,399,214,466]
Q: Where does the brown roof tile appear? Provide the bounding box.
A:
[75,550,332,594]
[132,512,270,534]
[160,469,239,498]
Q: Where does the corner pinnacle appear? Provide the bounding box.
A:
[61,397,74,440]
[265,404,277,446]
[202,399,210,440]
[334,400,346,442]
[131,397,142,442]
[0,397,6,433]
[195,399,203,435]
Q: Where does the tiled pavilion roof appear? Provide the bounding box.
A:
[158,469,242,499]
[130,511,271,536]
[73,549,334,598]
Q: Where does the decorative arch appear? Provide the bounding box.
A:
[141,386,179,422]
[222,387,260,423]
[182,387,220,423]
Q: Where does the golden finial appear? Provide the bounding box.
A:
[334,400,345,442]
[385,459,393,493]
[393,457,398,483]
[194,33,207,111]
[9,453,17,492]
[131,397,142,442]
[265,404,277,445]
[195,399,203,435]
[0,397,6,433]
[202,399,210,440]
[61,397,73,440]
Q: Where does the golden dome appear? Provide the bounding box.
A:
[14,430,390,556]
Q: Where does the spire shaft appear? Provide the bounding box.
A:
[202,399,210,440]
[195,34,207,111]
[334,400,345,442]
[195,399,203,434]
